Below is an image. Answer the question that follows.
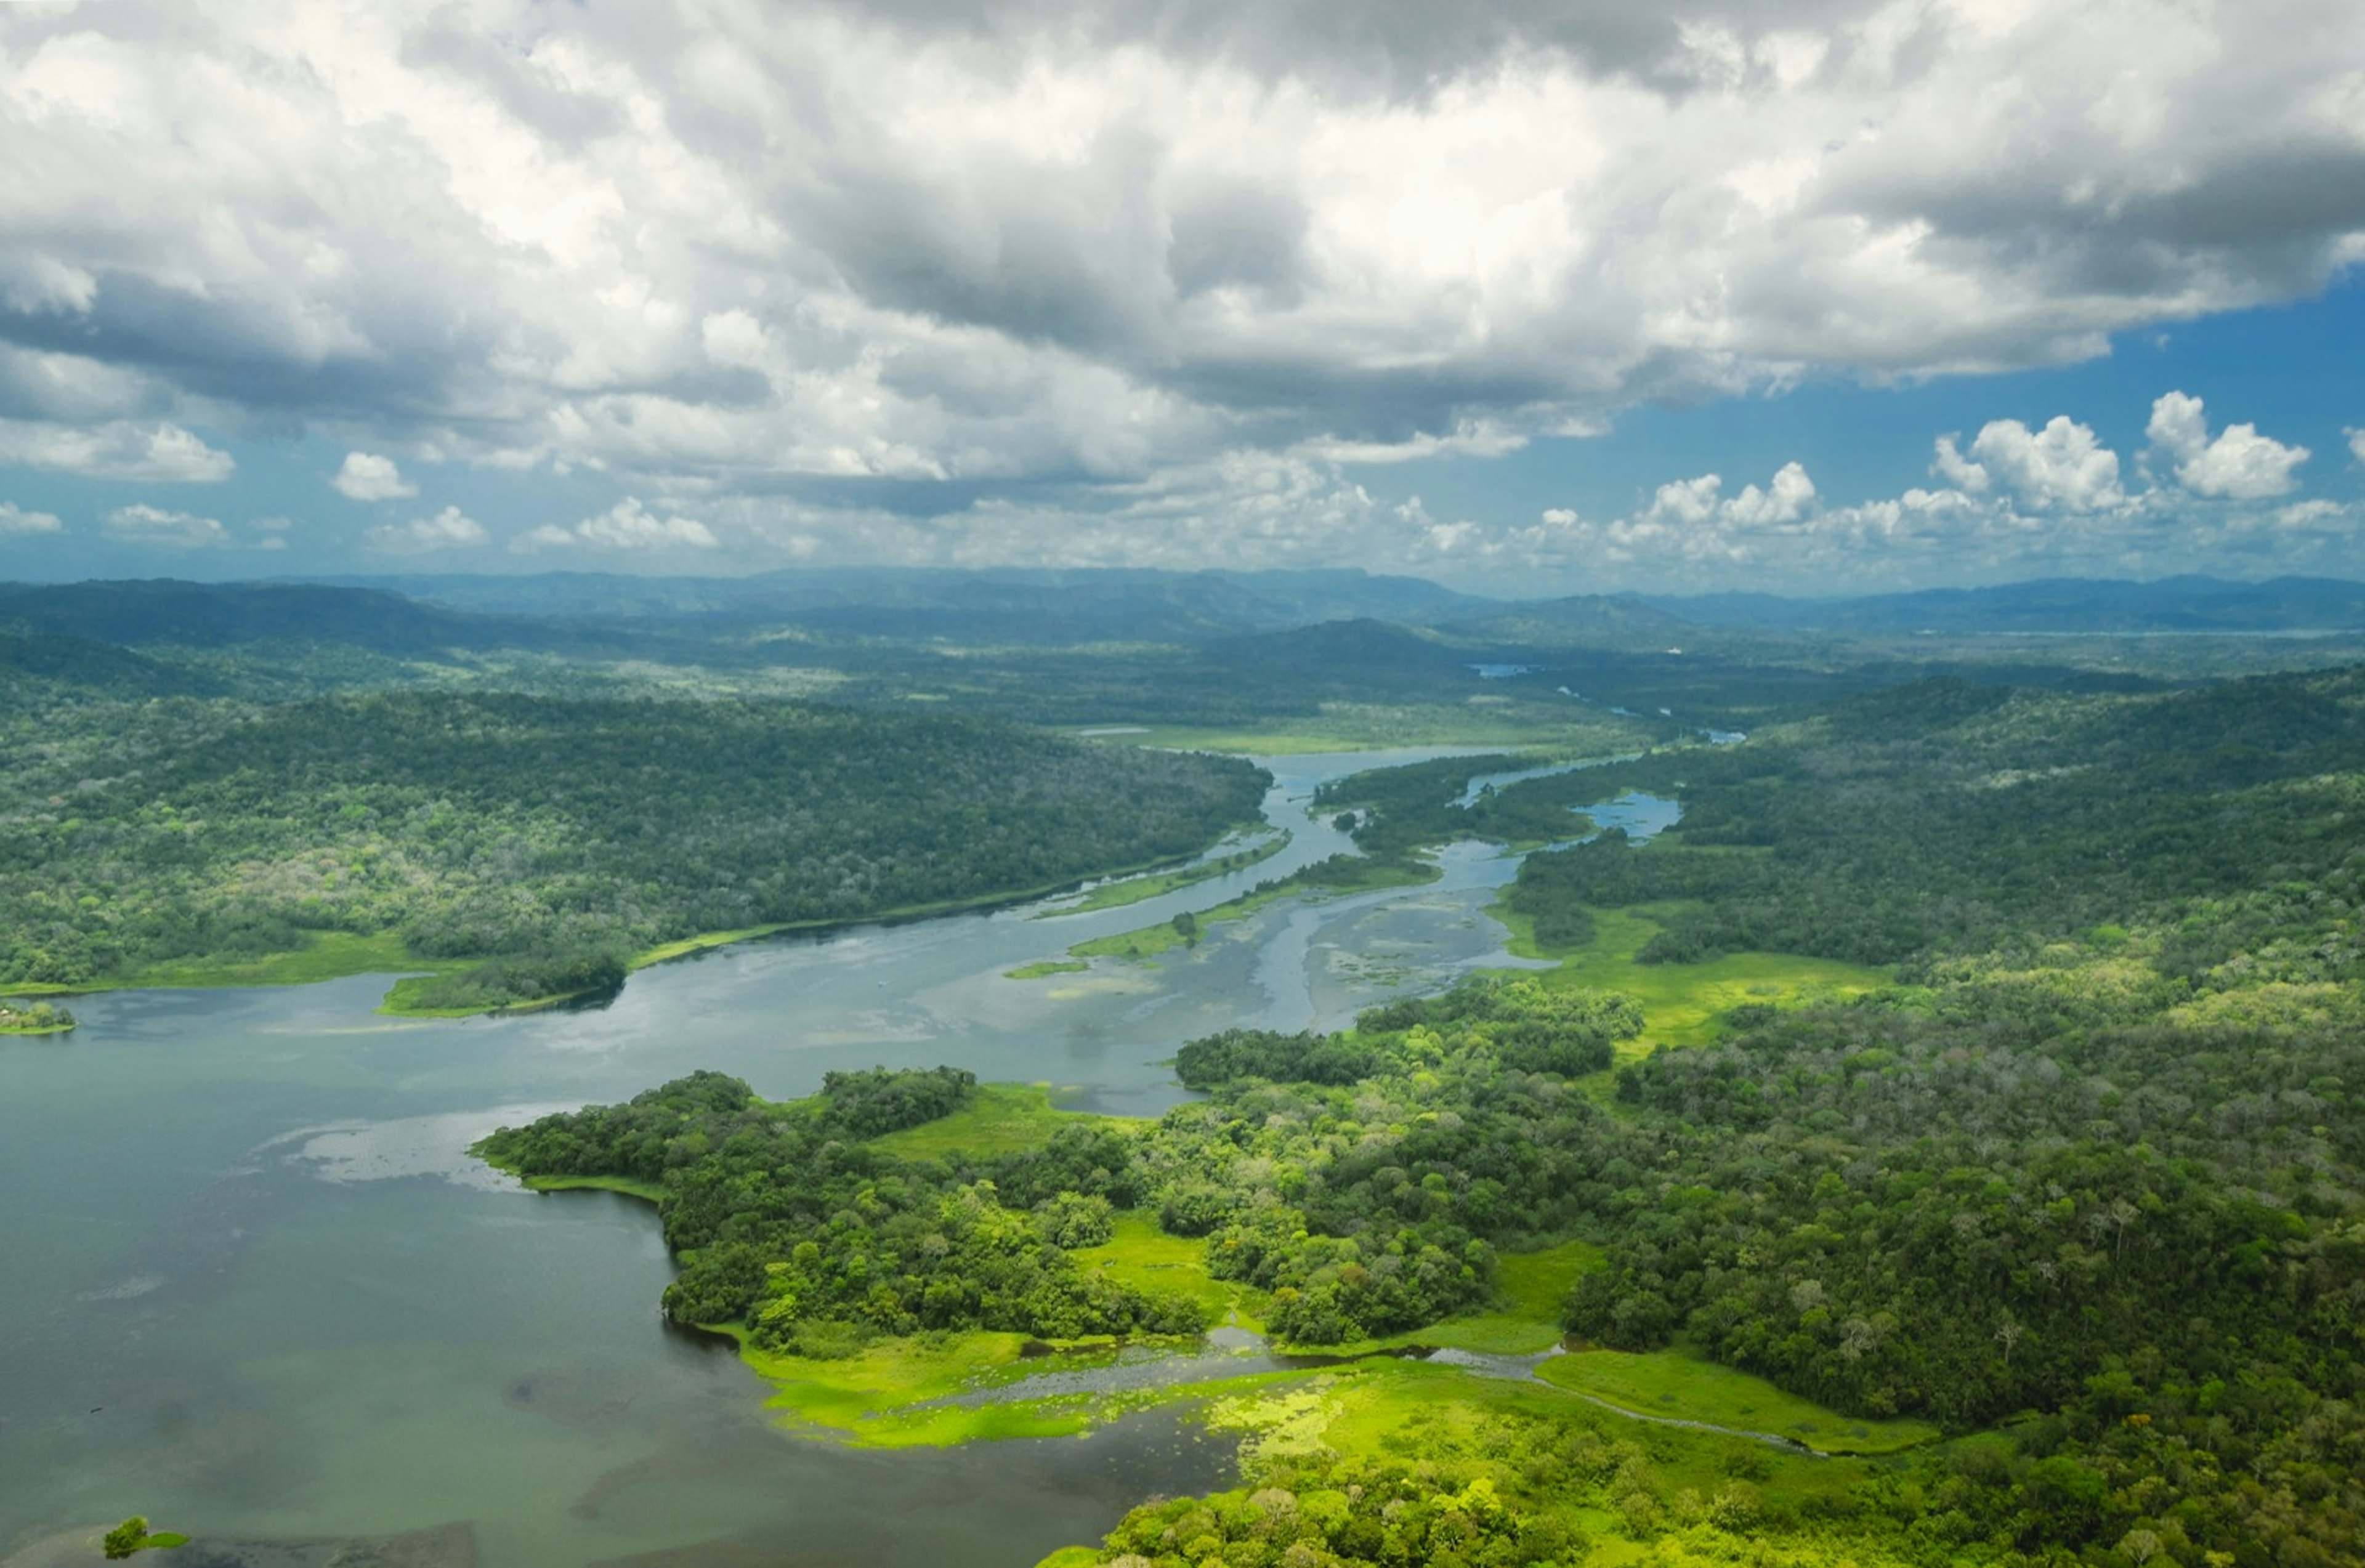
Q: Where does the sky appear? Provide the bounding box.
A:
[2,0,2364,596]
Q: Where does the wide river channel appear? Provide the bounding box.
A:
[0,749,1676,1568]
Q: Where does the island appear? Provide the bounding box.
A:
[0,998,75,1035]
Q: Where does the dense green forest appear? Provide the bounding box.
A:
[1503,668,2365,968]
[485,660,2365,1568]
[0,690,1264,1004]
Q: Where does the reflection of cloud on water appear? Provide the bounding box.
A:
[259,1104,575,1192]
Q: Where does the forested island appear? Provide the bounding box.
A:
[0,691,1266,1012]
[482,663,2365,1568]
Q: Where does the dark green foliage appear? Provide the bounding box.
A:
[1507,668,2365,968]
[1094,1451,1580,1567]
[1356,977,1640,1077]
[1147,977,1646,1343]
[1034,1191,1117,1248]
[1474,666,2365,1564]
[399,947,628,1011]
[0,690,1266,992]
[101,1518,150,1560]
[1173,1028,1381,1089]
[987,1123,1147,1209]
[477,1069,1200,1345]
[813,1065,977,1138]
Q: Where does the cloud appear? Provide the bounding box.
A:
[0,419,233,482]
[367,504,487,552]
[520,496,718,551]
[1721,463,1816,527]
[1931,435,1989,494]
[333,451,418,501]
[2,0,2363,538]
[103,503,228,547]
[1963,417,2124,512]
[0,501,62,535]
[2145,392,2310,499]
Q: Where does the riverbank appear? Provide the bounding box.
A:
[1032,831,1292,917]
[1,822,1279,1022]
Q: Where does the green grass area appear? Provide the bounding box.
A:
[1069,919,1202,962]
[517,1173,670,1203]
[1070,854,1439,964]
[734,1324,1253,1449]
[1071,1213,1269,1332]
[1229,1359,1894,1537]
[1037,833,1292,916]
[1005,959,1091,980]
[1535,1348,1942,1455]
[472,1145,671,1204]
[868,1083,1133,1161]
[734,1327,1102,1447]
[1497,902,1889,1056]
[67,930,471,996]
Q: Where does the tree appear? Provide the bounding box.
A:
[1994,1310,2026,1368]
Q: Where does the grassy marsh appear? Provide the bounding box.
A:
[1535,1348,1943,1456]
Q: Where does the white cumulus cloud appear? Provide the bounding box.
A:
[367,504,488,552]
[1963,417,2124,512]
[2145,392,2309,499]
[103,503,229,548]
[333,452,418,501]
[0,419,233,482]
[520,497,718,552]
[0,501,62,535]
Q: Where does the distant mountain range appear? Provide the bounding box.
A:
[3,572,2361,662]
[310,566,1497,642]
[1644,575,2365,635]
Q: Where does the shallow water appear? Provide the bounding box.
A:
[0,750,1656,1567]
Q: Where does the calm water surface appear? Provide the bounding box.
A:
[0,751,1652,1567]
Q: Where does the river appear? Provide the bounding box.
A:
[0,749,1651,1568]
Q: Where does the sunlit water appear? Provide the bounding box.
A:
[0,751,1667,1567]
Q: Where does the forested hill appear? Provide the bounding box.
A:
[0,691,1266,1006]
[1508,663,2365,966]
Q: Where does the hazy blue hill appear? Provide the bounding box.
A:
[1201,616,1463,673]
[312,566,1499,640]
[0,578,526,654]
[1439,592,1707,650]
[1648,575,2365,634]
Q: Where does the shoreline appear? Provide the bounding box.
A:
[0,815,1272,1022]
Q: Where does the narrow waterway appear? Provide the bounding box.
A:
[0,750,1667,1568]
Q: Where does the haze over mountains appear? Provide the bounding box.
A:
[10,569,2361,654]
